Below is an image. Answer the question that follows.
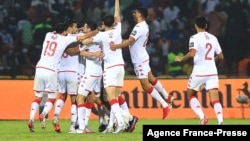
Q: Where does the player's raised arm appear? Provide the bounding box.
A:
[114,0,120,22]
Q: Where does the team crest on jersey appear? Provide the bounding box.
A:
[51,34,57,39]
[189,42,194,48]
[109,32,113,38]
[131,30,137,36]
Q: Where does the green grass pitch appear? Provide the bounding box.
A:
[0,118,249,141]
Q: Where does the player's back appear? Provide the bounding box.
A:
[93,22,124,68]
[83,43,103,75]
[59,53,79,72]
[59,33,80,72]
[191,32,222,75]
[36,32,76,71]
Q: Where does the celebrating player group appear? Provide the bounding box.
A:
[26,0,173,134]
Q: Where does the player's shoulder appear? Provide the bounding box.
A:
[136,21,148,28]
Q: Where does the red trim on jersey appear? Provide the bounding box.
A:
[58,70,77,73]
[195,74,218,77]
[143,59,149,63]
[106,64,124,69]
[36,66,55,72]
[106,85,122,88]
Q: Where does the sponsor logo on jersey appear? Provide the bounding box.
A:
[189,42,194,48]
[131,30,137,36]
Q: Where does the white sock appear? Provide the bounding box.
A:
[150,88,168,108]
[111,103,124,126]
[29,101,40,121]
[119,101,129,112]
[77,106,86,130]
[107,109,114,128]
[54,99,64,120]
[71,104,77,126]
[213,102,223,124]
[153,80,169,99]
[189,97,205,119]
[42,101,54,116]
[84,107,92,127]
[120,107,133,122]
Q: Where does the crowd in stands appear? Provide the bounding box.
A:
[0,0,250,79]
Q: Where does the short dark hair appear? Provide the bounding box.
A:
[102,14,114,27]
[64,19,77,28]
[85,21,97,31]
[55,23,67,33]
[194,16,207,29]
[135,7,148,18]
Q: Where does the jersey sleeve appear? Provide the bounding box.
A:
[92,32,102,43]
[114,22,121,34]
[189,36,197,51]
[214,38,222,54]
[130,25,141,40]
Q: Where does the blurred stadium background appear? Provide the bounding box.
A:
[0,0,250,79]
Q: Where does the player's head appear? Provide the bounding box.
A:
[97,21,105,32]
[83,20,97,33]
[194,16,207,30]
[102,14,114,28]
[132,7,148,22]
[64,19,78,34]
[55,22,67,35]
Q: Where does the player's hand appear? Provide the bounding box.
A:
[175,56,182,62]
[94,51,104,58]
[110,42,116,51]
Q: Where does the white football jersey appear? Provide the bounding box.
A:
[82,43,103,75]
[129,21,150,63]
[92,22,124,69]
[36,32,77,71]
[59,33,80,72]
[189,31,222,75]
